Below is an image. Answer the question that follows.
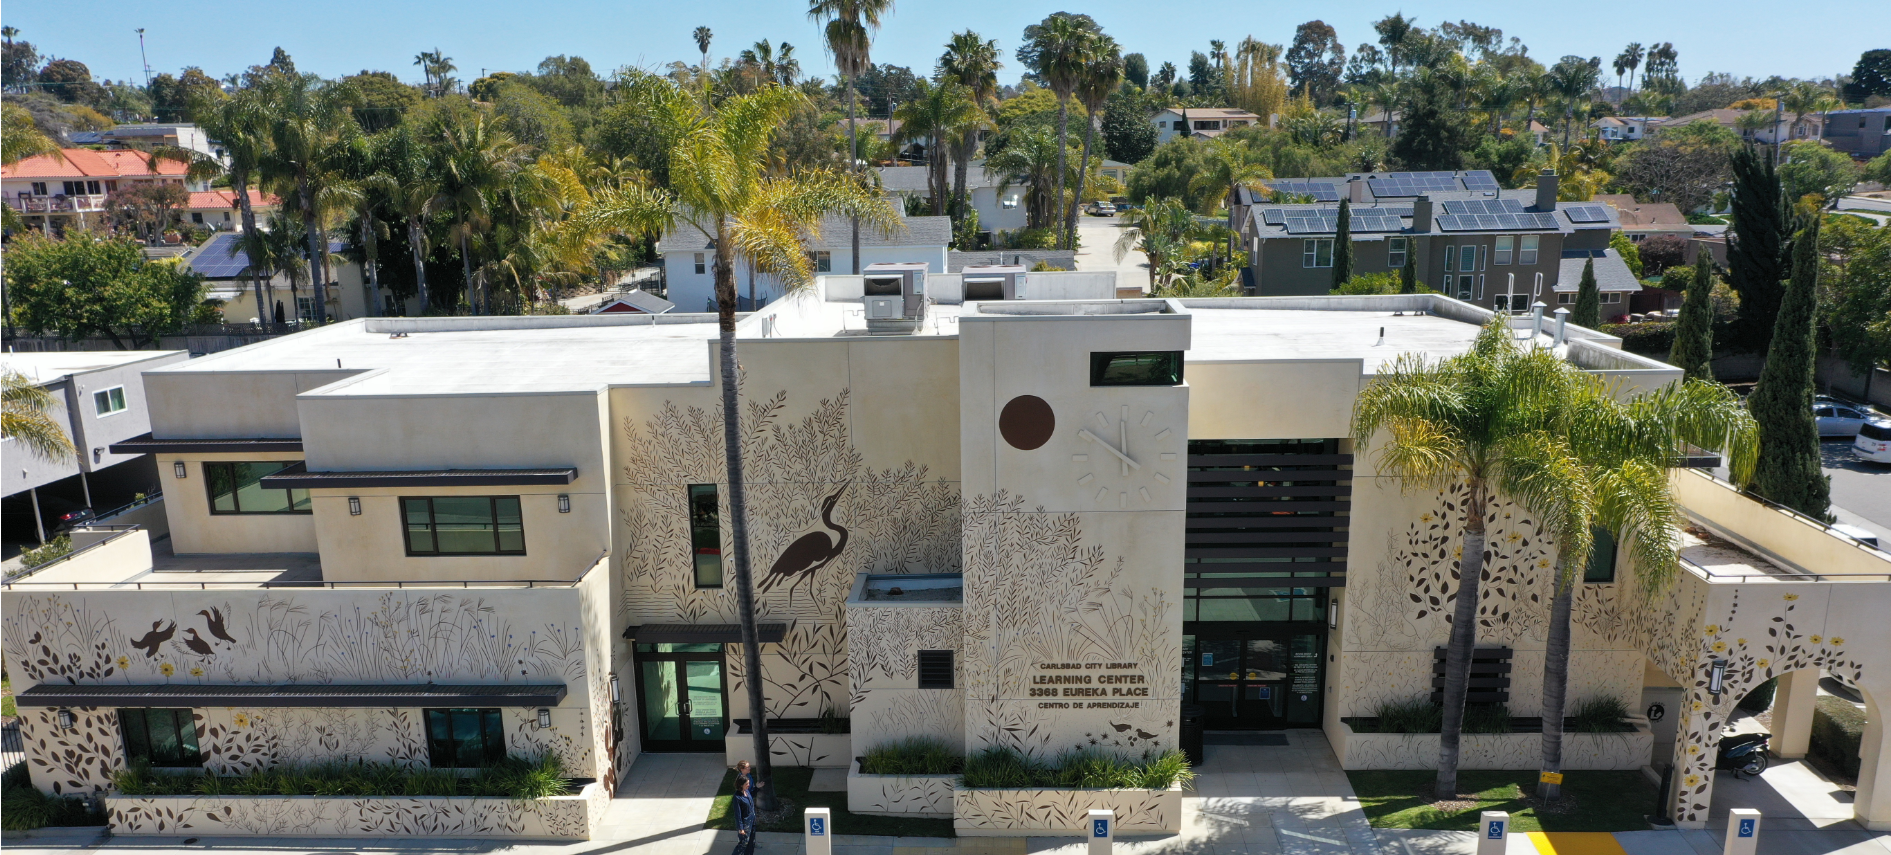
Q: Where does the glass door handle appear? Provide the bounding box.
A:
[681,700,692,715]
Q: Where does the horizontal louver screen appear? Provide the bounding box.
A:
[1430,646,1514,705]
[917,650,954,689]
[1185,439,1351,588]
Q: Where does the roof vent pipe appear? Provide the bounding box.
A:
[1531,302,1547,342]
[1554,307,1570,346]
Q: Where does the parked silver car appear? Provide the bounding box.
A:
[1815,402,1874,437]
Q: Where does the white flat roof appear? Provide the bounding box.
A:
[1,351,183,384]
[1185,307,1537,373]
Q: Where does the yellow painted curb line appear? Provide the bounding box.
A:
[1525,831,1629,855]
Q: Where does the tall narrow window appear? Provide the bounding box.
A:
[1520,236,1540,265]
[424,708,506,768]
[688,484,723,588]
[1459,245,1478,273]
[402,497,525,555]
[94,386,127,416]
[1445,245,1456,272]
[205,462,311,514]
[693,253,706,275]
[1584,527,1617,583]
[1386,237,1407,269]
[119,708,201,768]
[1494,236,1514,265]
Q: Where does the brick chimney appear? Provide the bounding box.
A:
[1536,169,1558,211]
[1412,195,1434,233]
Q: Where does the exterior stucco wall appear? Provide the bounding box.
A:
[156,452,319,554]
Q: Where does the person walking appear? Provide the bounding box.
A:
[731,775,757,855]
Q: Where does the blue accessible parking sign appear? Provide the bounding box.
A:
[1487,821,1504,839]
[1093,818,1110,837]
[1739,819,1755,838]
[810,817,826,836]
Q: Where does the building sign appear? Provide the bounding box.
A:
[1031,662,1148,709]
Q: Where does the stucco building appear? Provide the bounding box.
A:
[6,283,1890,838]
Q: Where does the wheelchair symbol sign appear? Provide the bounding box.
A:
[1486,821,1505,840]
[1738,819,1755,838]
[1093,818,1110,838]
[809,817,826,836]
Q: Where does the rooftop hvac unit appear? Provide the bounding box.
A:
[862,262,929,333]
[960,264,1027,301]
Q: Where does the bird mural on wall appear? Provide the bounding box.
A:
[180,629,215,656]
[129,621,176,658]
[762,482,851,604]
[197,608,237,645]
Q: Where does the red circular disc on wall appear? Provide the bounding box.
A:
[999,395,1055,450]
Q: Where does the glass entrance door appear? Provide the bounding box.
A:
[1185,631,1324,729]
[636,644,727,752]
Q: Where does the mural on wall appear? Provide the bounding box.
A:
[846,606,965,752]
[19,706,123,794]
[960,491,1180,759]
[849,772,955,817]
[198,708,426,776]
[107,786,603,839]
[953,786,1182,834]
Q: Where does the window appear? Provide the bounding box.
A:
[1459,245,1478,273]
[1445,245,1456,272]
[689,484,723,588]
[1629,233,1645,243]
[807,250,832,273]
[917,650,954,689]
[1475,274,1485,300]
[29,182,47,196]
[1458,276,1476,300]
[402,497,525,555]
[93,386,127,417]
[1476,245,1486,271]
[119,708,201,768]
[693,252,706,275]
[1602,292,1622,304]
[1557,292,1574,305]
[1519,235,1540,265]
[296,296,313,319]
[424,708,506,768]
[1584,527,1617,583]
[191,212,204,224]
[204,462,311,514]
[1494,236,1514,265]
[1386,237,1407,269]
[1090,351,1184,386]
[1302,238,1334,268]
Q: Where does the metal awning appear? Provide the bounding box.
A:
[259,461,578,489]
[109,432,304,454]
[14,683,566,709]
[624,623,788,644]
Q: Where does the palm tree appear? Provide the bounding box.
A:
[938,31,1002,223]
[893,79,982,216]
[432,109,528,313]
[1351,318,1579,800]
[149,87,274,326]
[694,27,714,79]
[382,124,441,313]
[984,125,1073,231]
[1113,197,1196,292]
[260,73,351,325]
[1617,43,1644,99]
[582,72,899,813]
[2,371,74,462]
[414,51,436,96]
[1022,14,1094,250]
[1780,81,1839,143]
[327,129,400,317]
[809,0,895,274]
[1066,35,1123,247]
[1513,379,1756,802]
[740,40,801,87]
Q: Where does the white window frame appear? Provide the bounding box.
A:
[1557,292,1574,305]
[692,253,706,275]
[1445,245,1456,272]
[1602,292,1622,304]
[1302,238,1334,268]
[1475,274,1485,300]
[1459,245,1478,274]
[1520,236,1540,265]
[1387,237,1407,269]
[1494,236,1514,265]
[1476,245,1486,271]
[94,386,128,417]
[807,250,832,273]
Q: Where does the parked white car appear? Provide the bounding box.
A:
[1854,420,1891,464]
[1815,402,1874,437]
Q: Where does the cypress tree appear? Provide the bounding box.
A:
[1400,252,1417,293]
[1727,145,1787,354]
[1571,258,1600,328]
[1748,217,1830,518]
[1668,251,1716,381]
[1332,199,1354,289]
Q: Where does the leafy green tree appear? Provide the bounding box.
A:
[1847,49,1891,101]
[893,79,983,215]
[1390,85,1469,171]
[1331,271,1400,294]
[1748,218,1830,518]
[1778,140,1859,206]
[1400,253,1418,293]
[1727,145,1788,354]
[1612,120,1739,216]
[938,31,1002,221]
[1331,199,1354,288]
[491,80,574,152]
[1571,258,1600,327]
[1019,12,1097,250]
[338,71,421,133]
[430,108,529,312]
[1124,137,1215,210]
[1864,151,1891,187]
[986,124,1078,230]
[1066,35,1123,246]
[1123,52,1149,89]
[1668,251,1717,380]
[37,57,105,104]
[1819,215,1891,403]
[1102,94,1157,164]
[260,73,355,324]
[529,56,607,110]
[1285,20,1344,103]
[6,233,207,349]
[2,30,39,93]
[1610,233,1644,277]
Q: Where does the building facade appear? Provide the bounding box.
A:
[1150,107,1261,144]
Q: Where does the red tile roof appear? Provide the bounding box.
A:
[1,149,191,180]
[188,189,278,209]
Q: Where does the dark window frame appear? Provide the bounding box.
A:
[917,650,954,689]
[401,496,527,556]
[688,484,723,588]
[204,461,312,515]
[119,708,203,768]
[1090,351,1185,387]
[423,708,507,768]
[1584,526,1618,584]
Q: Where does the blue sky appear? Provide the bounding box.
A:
[3,0,1877,91]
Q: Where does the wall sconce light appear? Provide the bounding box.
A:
[557,494,571,513]
[93,447,104,464]
[1707,659,1728,697]
[57,710,76,729]
[609,674,621,703]
[173,461,187,479]
[536,708,552,729]
[348,497,362,516]
[1328,599,1339,629]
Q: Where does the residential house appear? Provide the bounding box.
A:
[181,233,385,324]
[1,148,197,235]
[0,351,186,544]
[1358,109,1401,139]
[590,290,675,315]
[182,189,279,231]
[1150,107,1260,144]
[878,162,1026,235]
[1822,108,1891,159]
[1238,169,1637,320]
[1652,109,1824,146]
[8,287,1890,838]
[1592,116,1662,142]
[66,123,223,161]
[656,215,952,312]
[1096,159,1132,188]
[1592,194,1693,244]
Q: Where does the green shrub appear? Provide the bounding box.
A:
[961,746,1050,788]
[1331,272,1403,295]
[860,738,963,775]
[959,747,1191,790]
[1737,677,1776,712]
[1462,703,1513,734]
[1373,697,1445,734]
[111,754,569,799]
[1598,322,1677,355]
[1810,694,1866,778]
[1,764,104,830]
[19,536,72,570]
[817,706,850,735]
[1567,696,1635,733]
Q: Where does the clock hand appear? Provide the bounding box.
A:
[1077,429,1140,470]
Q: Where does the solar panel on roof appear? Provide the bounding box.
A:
[1263,209,1286,225]
[1308,184,1339,201]
[1564,205,1609,223]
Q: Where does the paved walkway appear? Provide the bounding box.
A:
[1072,215,1148,293]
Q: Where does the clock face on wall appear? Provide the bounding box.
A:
[1071,404,1178,508]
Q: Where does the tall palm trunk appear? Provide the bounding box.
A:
[408,221,430,314]
[712,221,777,812]
[1536,564,1577,801]
[1067,109,1096,250]
[362,213,380,318]
[952,134,972,224]
[1436,479,1489,799]
[1054,96,1071,249]
[234,176,268,330]
[461,232,476,313]
[300,179,328,324]
[847,77,860,275]
[931,131,947,216]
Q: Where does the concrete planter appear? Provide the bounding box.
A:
[724,733,852,768]
[104,781,605,839]
[1331,719,1653,771]
[845,760,956,818]
[952,782,1184,836]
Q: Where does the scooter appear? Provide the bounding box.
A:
[1716,732,1770,779]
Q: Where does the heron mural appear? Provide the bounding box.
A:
[763,482,851,604]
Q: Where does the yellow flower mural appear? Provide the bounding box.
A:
[1830,637,1844,646]
[1688,744,1701,755]
[1692,700,1703,711]
[1704,625,1719,635]
[188,666,204,677]
[1782,593,1798,602]
[1711,641,1727,653]
[115,656,130,670]
[159,662,175,677]
[233,713,250,728]
[1810,635,1822,644]
[1685,774,1701,787]
[1757,659,1770,669]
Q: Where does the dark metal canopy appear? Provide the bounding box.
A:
[109,432,304,454]
[624,623,788,644]
[259,461,578,489]
[15,682,567,708]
